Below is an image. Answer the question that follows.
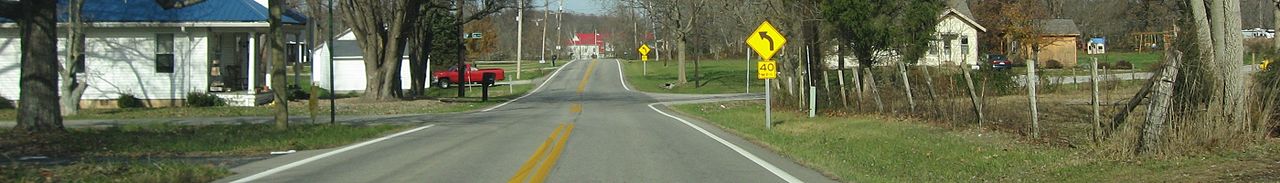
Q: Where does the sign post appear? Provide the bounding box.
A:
[746,20,786,129]
[638,44,651,75]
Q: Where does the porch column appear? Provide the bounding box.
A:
[247,33,257,94]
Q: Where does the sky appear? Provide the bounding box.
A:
[535,0,609,15]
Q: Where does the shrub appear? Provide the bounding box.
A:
[0,96,13,109]
[185,92,226,107]
[1113,61,1134,70]
[287,85,310,101]
[1044,60,1064,69]
[117,94,145,108]
[1096,62,1112,69]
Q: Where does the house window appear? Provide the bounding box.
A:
[943,40,952,55]
[960,36,970,55]
[156,34,175,73]
[73,34,85,73]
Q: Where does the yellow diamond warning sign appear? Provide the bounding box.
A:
[638,44,651,55]
[746,21,786,60]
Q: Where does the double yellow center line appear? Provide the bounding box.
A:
[508,123,575,183]
[576,60,599,94]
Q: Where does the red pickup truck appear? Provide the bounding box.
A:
[433,64,506,88]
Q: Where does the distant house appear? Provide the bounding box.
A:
[923,0,987,66]
[568,33,612,60]
[0,0,307,107]
[824,0,986,68]
[310,30,413,93]
[1242,28,1275,39]
[1033,19,1081,68]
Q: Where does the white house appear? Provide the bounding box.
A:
[824,0,986,68]
[310,30,413,93]
[0,0,307,107]
[567,33,612,60]
[923,0,987,66]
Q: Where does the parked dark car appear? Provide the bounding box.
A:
[988,54,1011,70]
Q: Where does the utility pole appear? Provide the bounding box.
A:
[457,0,467,97]
[540,0,548,64]
[557,0,563,63]
[516,0,523,80]
[327,0,335,124]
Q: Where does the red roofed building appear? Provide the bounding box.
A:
[568,33,613,59]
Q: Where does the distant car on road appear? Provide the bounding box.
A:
[988,54,1012,70]
[433,64,506,88]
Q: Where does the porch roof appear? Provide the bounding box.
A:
[0,0,306,25]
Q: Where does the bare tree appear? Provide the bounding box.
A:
[269,0,290,129]
[60,0,89,116]
[630,0,707,84]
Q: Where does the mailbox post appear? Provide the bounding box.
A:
[482,72,496,102]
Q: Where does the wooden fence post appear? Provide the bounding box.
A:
[899,62,916,113]
[1091,58,1102,144]
[921,65,941,117]
[962,65,984,125]
[1137,51,1182,155]
[1029,52,1041,139]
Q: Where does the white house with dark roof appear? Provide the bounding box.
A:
[923,0,987,66]
[0,0,308,107]
[824,0,986,68]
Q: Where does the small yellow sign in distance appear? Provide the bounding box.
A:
[642,55,649,61]
[638,44,651,55]
[757,60,777,79]
[746,20,787,60]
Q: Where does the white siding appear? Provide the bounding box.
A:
[925,15,981,66]
[311,32,413,93]
[316,58,411,92]
[0,28,209,101]
[0,29,19,100]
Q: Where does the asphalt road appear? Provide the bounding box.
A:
[216,59,836,183]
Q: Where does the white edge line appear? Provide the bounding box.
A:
[616,59,632,91]
[480,60,579,112]
[231,124,437,183]
[645,103,803,183]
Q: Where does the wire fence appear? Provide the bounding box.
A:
[766,50,1279,156]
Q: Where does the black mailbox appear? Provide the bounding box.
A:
[482,72,497,86]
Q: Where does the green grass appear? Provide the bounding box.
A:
[622,59,764,94]
[0,123,409,182]
[1,161,230,183]
[0,80,533,120]
[1,124,409,157]
[1077,52,1163,71]
[672,101,1277,182]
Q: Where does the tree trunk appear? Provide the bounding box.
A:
[60,0,88,116]
[13,0,64,133]
[676,37,688,84]
[1274,8,1280,56]
[1211,0,1248,131]
[338,0,417,101]
[407,15,432,97]
[1137,51,1182,155]
[269,0,289,130]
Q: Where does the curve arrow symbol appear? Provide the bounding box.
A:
[759,32,775,51]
